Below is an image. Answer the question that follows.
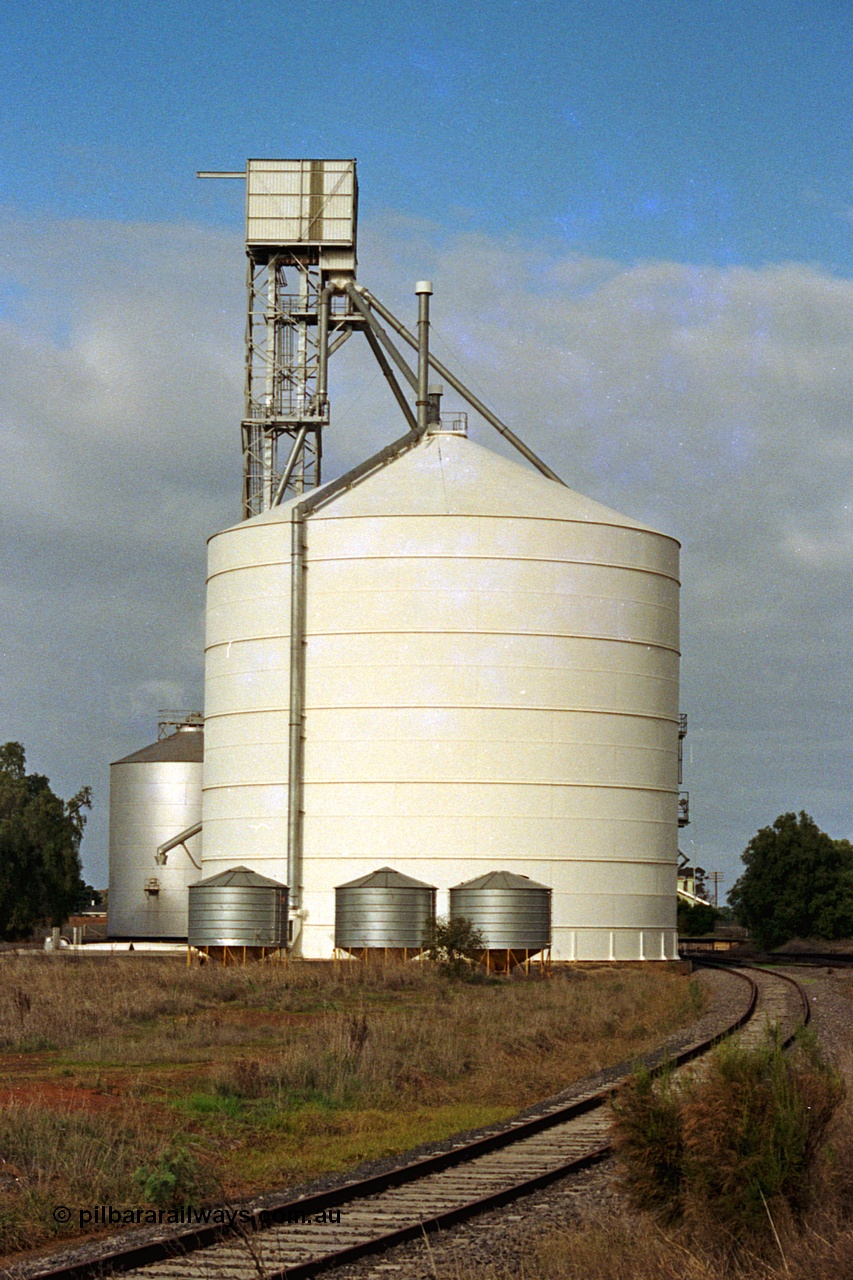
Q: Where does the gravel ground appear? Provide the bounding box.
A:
[326,964,853,1280]
[788,963,853,1063]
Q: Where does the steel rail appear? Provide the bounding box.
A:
[691,948,853,969]
[691,958,810,1046]
[19,968,813,1280]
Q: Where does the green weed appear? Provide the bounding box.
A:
[133,1145,209,1208]
[610,1027,845,1240]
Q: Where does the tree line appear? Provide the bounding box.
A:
[728,810,853,950]
[0,742,93,940]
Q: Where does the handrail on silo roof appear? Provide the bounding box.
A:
[157,710,203,739]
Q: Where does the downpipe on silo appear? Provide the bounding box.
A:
[287,506,308,913]
[285,283,334,913]
[284,282,431,934]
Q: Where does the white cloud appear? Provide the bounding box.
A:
[1,210,851,891]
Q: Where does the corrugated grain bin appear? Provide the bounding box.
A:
[108,724,203,939]
[335,867,436,954]
[450,871,551,952]
[188,866,287,950]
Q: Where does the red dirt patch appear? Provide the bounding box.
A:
[0,1052,57,1076]
[0,1082,124,1112]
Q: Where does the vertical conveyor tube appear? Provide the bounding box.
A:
[284,283,436,944]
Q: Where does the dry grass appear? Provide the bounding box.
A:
[0,954,700,1260]
[0,1107,212,1254]
[462,1215,853,1280]
[0,955,699,1095]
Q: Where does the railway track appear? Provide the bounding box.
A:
[20,966,808,1280]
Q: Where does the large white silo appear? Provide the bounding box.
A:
[202,424,680,961]
[108,719,203,938]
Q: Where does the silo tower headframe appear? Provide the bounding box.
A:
[198,157,564,517]
[199,159,358,516]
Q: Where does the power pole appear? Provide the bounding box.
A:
[707,870,724,909]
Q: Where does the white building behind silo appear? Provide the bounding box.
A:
[201,423,680,961]
[108,717,203,938]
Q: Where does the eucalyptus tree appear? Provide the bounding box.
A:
[0,742,91,939]
[729,811,853,949]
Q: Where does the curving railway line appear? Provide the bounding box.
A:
[18,966,809,1280]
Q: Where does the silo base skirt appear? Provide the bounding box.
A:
[477,948,550,976]
[188,945,287,966]
[335,946,424,964]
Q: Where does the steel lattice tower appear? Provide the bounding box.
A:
[198,157,562,517]
[200,159,358,517]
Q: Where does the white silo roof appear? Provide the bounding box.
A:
[215,431,677,540]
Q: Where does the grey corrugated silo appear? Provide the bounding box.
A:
[335,867,436,955]
[188,866,288,957]
[450,871,552,954]
[108,720,203,939]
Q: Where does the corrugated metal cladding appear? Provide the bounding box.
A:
[335,867,436,952]
[245,159,357,248]
[450,871,551,952]
[108,727,203,938]
[188,866,287,948]
[202,430,681,962]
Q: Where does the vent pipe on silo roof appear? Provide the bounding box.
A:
[428,383,443,427]
[415,280,433,435]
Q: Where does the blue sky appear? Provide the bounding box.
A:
[1,0,852,903]
[3,0,851,269]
